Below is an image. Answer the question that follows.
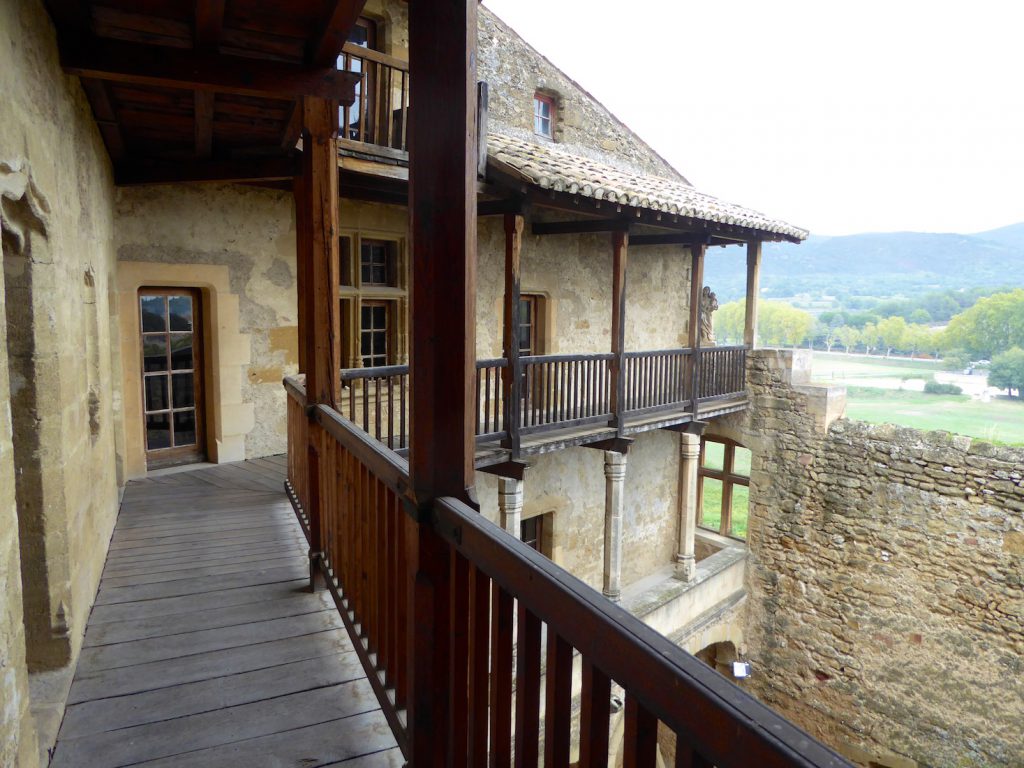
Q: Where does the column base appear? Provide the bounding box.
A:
[602,590,621,603]
[673,554,696,582]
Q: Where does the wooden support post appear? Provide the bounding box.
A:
[610,228,629,433]
[502,213,524,455]
[407,0,479,765]
[688,243,706,416]
[295,96,340,592]
[744,240,762,349]
[297,96,341,409]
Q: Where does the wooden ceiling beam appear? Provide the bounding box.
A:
[79,78,126,161]
[194,0,226,50]
[308,0,370,66]
[532,219,630,236]
[114,155,299,186]
[62,37,359,103]
[194,91,214,158]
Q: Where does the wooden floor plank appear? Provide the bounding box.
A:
[58,652,363,738]
[134,709,397,767]
[77,610,343,673]
[53,679,380,768]
[84,590,333,647]
[55,458,398,767]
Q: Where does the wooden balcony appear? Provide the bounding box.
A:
[284,378,851,767]
[334,345,749,462]
[338,43,410,160]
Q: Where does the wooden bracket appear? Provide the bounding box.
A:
[582,437,634,455]
[478,461,531,482]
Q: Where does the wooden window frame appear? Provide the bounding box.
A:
[697,436,750,540]
[520,511,553,559]
[359,299,392,369]
[533,92,555,139]
[359,238,397,288]
[518,293,543,356]
[138,287,206,468]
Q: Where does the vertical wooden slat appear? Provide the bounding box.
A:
[387,376,395,448]
[449,552,470,768]
[623,695,658,768]
[578,659,610,768]
[503,213,524,453]
[489,585,514,768]
[467,565,490,766]
[514,605,542,768]
[543,631,573,768]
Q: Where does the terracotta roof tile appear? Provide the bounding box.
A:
[487,133,808,241]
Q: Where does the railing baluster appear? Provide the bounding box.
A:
[490,584,514,768]
[544,631,573,768]
[477,365,484,435]
[449,551,470,768]
[623,694,659,768]
[579,659,611,768]
[514,605,542,768]
[467,564,491,766]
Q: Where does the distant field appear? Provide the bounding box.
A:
[811,352,940,384]
[843,387,1024,445]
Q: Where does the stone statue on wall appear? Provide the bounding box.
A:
[700,286,718,346]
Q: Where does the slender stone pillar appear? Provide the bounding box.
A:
[674,432,701,581]
[498,477,524,538]
[603,450,627,601]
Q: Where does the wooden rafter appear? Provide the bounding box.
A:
[79,78,125,161]
[193,0,226,50]
[114,156,299,186]
[62,37,359,103]
[532,219,630,236]
[194,91,214,158]
[308,0,370,66]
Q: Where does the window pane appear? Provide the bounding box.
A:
[172,372,195,409]
[170,334,194,370]
[700,477,723,531]
[361,332,372,357]
[733,446,752,476]
[140,295,166,332]
[142,335,168,372]
[372,305,386,327]
[146,413,171,450]
[340,237,353,286]
[730,485,749,539]
[173,410,197,446]
[361,305,372,328]
[145,375,169,412]
[168,295,193,332]
[702,441,725,470]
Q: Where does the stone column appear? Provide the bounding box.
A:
[674,432,701,581]
[603,450,627,601]
[498,477,524,538]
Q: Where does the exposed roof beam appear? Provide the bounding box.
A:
[478,198,527,217]
[114,156,299,186]
[194,0,226,50]
[194,91,214,158]
[79,78,125,161]
[62,38,359,103]
[308,0,370,66]
[532,219,630,236]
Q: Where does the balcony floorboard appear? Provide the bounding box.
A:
[51,455,402,768]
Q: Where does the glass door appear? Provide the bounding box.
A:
[139,288,205,468]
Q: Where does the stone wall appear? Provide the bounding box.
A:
[1,0,123,762]
[476,429,681,593]
[734,350,1024,768]
[478,7,683,179]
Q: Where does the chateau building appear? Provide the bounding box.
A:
[1,1,1020,767]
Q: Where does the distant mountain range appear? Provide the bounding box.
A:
[704,222,1024,302]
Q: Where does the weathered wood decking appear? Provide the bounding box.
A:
[51,456,401,768]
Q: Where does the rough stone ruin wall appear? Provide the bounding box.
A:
[734,350,1023,768]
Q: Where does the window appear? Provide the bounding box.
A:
[360,239,394,286]
[520,512,552,557]
[518,294,541,356]
[360,301,390,368]
[534,92,555,138]
[697,437,751,539]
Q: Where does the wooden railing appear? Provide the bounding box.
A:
[340,43,410,153]
[284,376,850,767]
[624,348,693,414]
[697,345,747,401]
[520,352,613,433]
[338,346,747,452]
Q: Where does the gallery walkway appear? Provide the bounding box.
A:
[50,456,402,768]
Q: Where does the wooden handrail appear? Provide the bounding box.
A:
[520,351,615,365]
[433,495,852,768]
[341,42,409,72]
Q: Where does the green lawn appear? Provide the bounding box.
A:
[843,387,1024,445]
[812,351,940,384]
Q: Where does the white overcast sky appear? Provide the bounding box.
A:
[482,0,1024,237]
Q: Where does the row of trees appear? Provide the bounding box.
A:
[714,289,1024,365]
